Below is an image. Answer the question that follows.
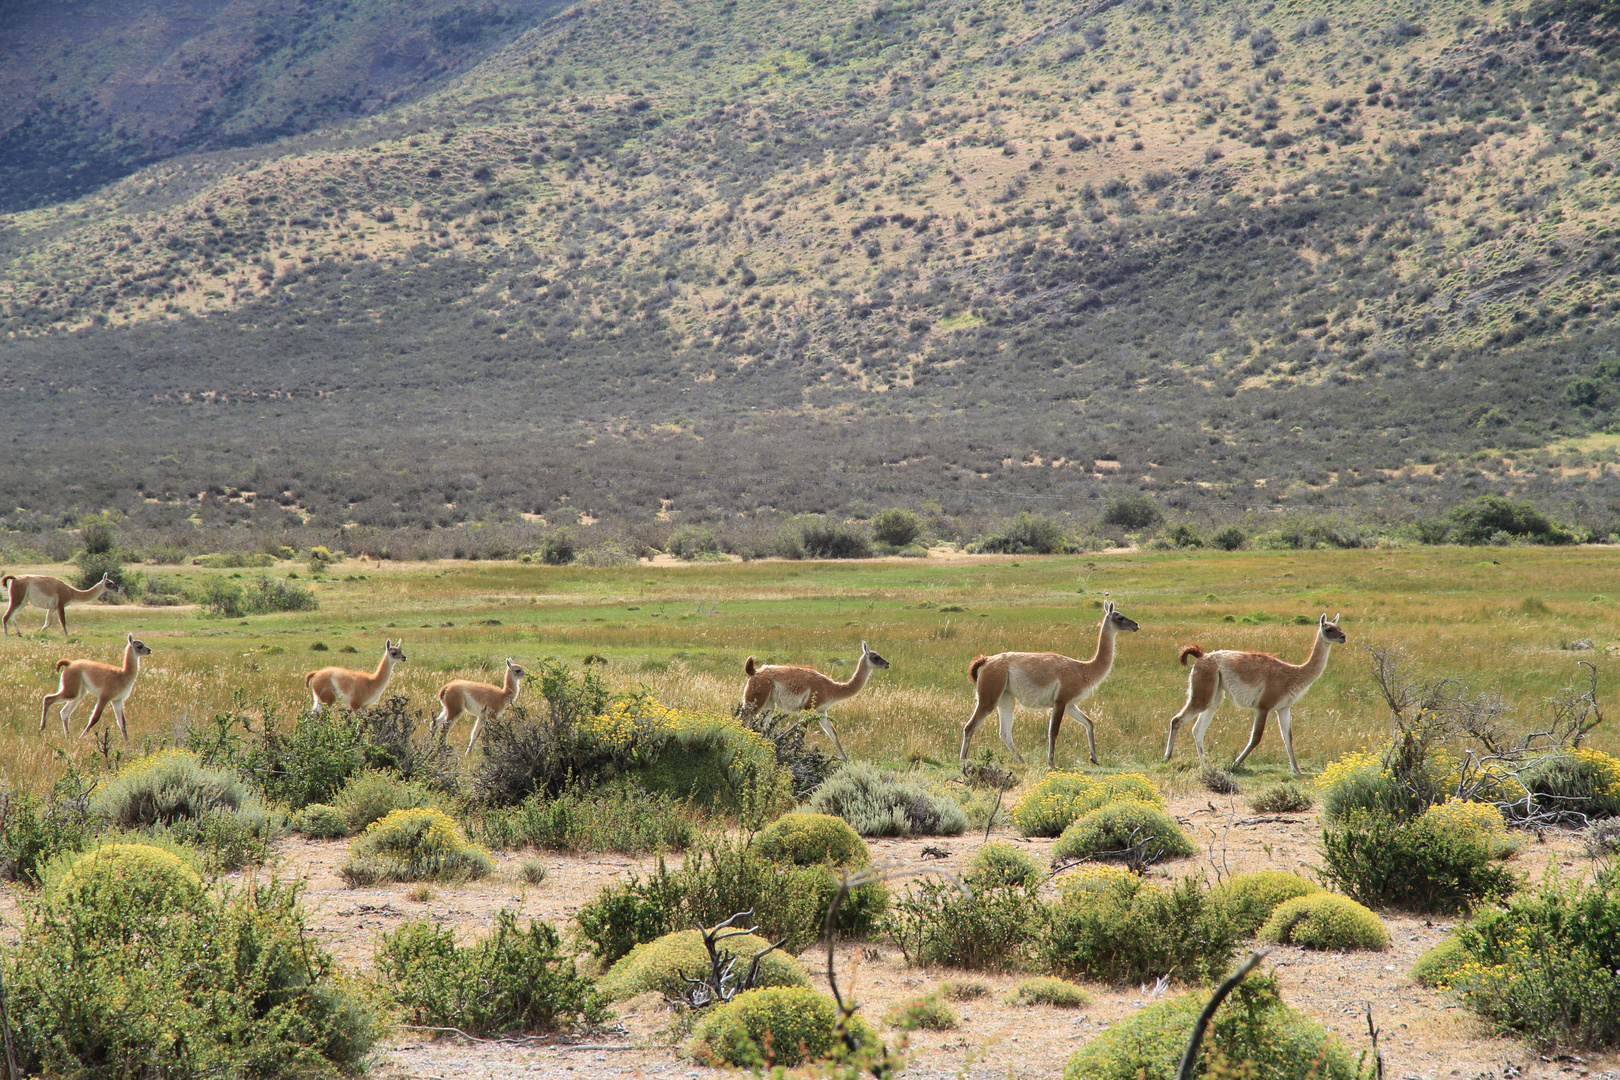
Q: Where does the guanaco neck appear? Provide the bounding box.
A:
[1298,630,1334,680]
[372,653,397,683]
[121,642,142,681]
[503,669,523,703]
[833,654,873,696]
[72,579,109,601]
[1086,619,1117,676]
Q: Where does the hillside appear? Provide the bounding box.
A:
[3,0,1620,545]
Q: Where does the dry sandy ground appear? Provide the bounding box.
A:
[6,793,1617,1080]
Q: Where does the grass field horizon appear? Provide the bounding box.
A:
[2,546,1615,791]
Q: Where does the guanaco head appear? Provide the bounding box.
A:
[1319,613,1347,644]
[98,572,120,594]
[505,656,526,682]
[1102,600,1140,633]
[384,638,408,663]
[126,632,152,658]
[860,640,891,670]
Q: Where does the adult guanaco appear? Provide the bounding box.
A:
[1163,614,1346,775]
[40,632,151,739]
[305,639,407,711]
[740,641,891,761]
[433,657,525,755]
[960,600,1140,767]
[3,571,115,637]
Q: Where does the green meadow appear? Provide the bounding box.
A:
[1,548,1615,789]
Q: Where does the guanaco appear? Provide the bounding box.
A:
[1163,614,1346,775]
[3,571,114,637]
[960,600,1140,767]
[433,657,525,755]
[40,632,151,739]
[305,639,407,711]
[740,641,891,761]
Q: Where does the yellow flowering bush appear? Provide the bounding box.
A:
[690,986,879,1068]
[1012,771,1164,837]
[340,807,494,884]
[600,928,809,1000]
[1420,799,1521,859]
[1054,863,1135,899]
[1522,748,1620,820]
[586,695,789,811]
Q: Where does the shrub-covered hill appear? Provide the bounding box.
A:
[0,0,569,214]
[2,0,1620,534]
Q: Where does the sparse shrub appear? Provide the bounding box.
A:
[794,518,874,559]
[1061,973,1367,1079]
[968,840,1043,887]
[576,543,638,567]
[1583,817,1620,858]
[239,707,374,810]
[242,575,319,613]
[942,981,989,1001]
[1409,936,1467,987]
[881,877,1043,971]
[1008,976,1091,1008]
[1249,781,1315,815]
[1210,525,1248,551]
[1102,494,1163,531]
[871,507,924,547]
[0,768,96,884]
[691,986,880,1068]
[92,749,268,832]
[754,812,870,867]
[375,910,605,1034]
[334,769,440,834]
[1199,764,1240,794]
[803,762,967,837]
[972,512,1070,554]
[1012,771,1164,837]
[1521,749,1620,821]
[521,857,548,883]
[1209,871,1324,937]
[12,868,379,1077]
[1052,801,1196,864]
[1445,875,1620,1049]
[341,807,494,885]
[294,802,349,838]
[600,927,809,1000]
[738,707,838,800]
[1259,893,1389,951]
[885,991,957,1030]
[482,786,696,854]
[1041,873,1238,985]
[1319,811,1517,913]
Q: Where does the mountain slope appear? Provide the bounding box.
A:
[2,0,1619,538]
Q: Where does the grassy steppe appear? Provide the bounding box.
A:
[1,548,1614,789]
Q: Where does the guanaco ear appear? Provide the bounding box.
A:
[861,640,869,653]
[1104,600,1114,615]
[127,632,134,643]
[1333,612,1341,624]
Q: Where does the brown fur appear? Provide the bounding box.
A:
[434,658,525,755]
[738,642,890,761]
[1178,644,1204,666]
[40,632,150,739]
[1163,616,1346,775]
[306,639,407,711]
[4,572,113,636]
[959,601,1139,767]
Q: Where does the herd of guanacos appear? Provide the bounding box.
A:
[5,570,1345,774]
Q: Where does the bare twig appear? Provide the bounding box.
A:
[1365,1002,1386,1080]
[1175,950,1270,1080]
[983,786,1005,844]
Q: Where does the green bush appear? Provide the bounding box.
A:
[1012,771,1164,837]
[157,807,276,870]
[1409,936,1467,988]
[871,508,924,547]
[1102,495,1163,531]
[0,768,96,884]
[1248,781,1315,814]
[480,786,696,854]
[881,877,1044,971]
[968,840,1044,887]
[599,928,809,1000]
[341,808,495,885]
[1584,817,1620,858]
[1062,973,1368,1080]
[237,707,379,810]
[1208,871,1324,937]
[1053,801,1196,864]
[375,910,605,1034]
[575,837,887,962]
[1041,873,1238,986]
[794,519,874,559]
[1316,752,1408,823]
[11,869,379,1077]
[690,986,879,1068]
[1446,875,1620,1049]
[884,991,957,1030]
[92,748,260,828]
[1320,811,1518,914]
[665,525,723,559]
[803,762,967,837]
[972,512,1070,554]
[1521,749,1620,821]
[754,812,870,867]
[1259,893,1389,951]
[941,980,988,1000]
[1210,525,1248,551]
[1008,976,1091,1008]
[1448,495,1576,545]
[333,769,441,834]
[294,803,350,839]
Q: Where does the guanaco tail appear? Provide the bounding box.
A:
[41,632,151,740]
[433,657,525,755]
[960,599,1139,767]
[3,571,114,637]
[1163,613,1346,775]
[305,639,407,711]
[740,640,891,761]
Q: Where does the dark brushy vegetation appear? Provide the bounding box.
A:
[3,0,1620,549]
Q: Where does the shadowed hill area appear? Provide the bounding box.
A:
[2,0,1619,541]
[0,0,569,213]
